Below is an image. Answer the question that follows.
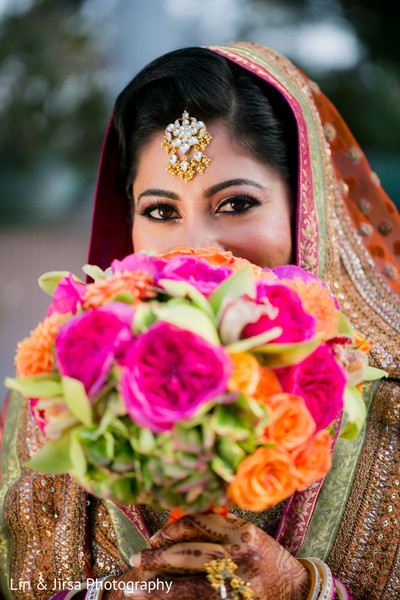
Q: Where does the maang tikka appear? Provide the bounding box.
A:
[161,111,212,182]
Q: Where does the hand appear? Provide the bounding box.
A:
[103,513,310,599]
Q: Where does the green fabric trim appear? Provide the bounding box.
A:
[104,499,150,566]
[297,380,379,559]
[213,43,328,279]
[0,391,23,600]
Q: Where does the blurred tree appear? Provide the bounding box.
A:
[249,0,400,204]
[0,0,110,224]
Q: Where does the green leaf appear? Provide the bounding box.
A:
[157,279,214,318]
[62,376,93,427]
[153,303,220,344]
[363,366,388,381]
[210,456,235,482]
[133,303,158,335]
[201,420,215,450]
[105,432,115,460]
[340,422,359,441]
[82,264,107,281]
[70,430,87,480]
[340,386,367,440]
[337,311,355,339]
[254,335,321,368]
[218,436,245,470]
[81,436,110,466]
[210,404,250,440]
[24,430,73,473]
[137,428,155,454]
[98,408,119,436]
[209,267,255,314]
[109,476,139,504]
[4,374,63,398]
[173,425,203,453]
[111,291,135,304]
[107,391,128,417]
[38,271,72,296]
[226,328,282,353]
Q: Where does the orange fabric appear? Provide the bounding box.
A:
[308,84,400,294]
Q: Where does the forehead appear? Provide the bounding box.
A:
[133,122,278,194]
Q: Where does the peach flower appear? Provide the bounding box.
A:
[227,447,297,511]
[30,397,79,440]
[83,270,155,309]
[285,277,338,341]
[260,393,316,450]
[227,352,260,396]
[354,330,372,353]
[15,314,60,377]
[253,366,283,404]
[292,429,332,491]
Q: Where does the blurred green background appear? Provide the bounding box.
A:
[0,0,399,397]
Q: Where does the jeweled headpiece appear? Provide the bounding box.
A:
[161,111,212,182]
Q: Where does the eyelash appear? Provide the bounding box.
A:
[138,195,260,222]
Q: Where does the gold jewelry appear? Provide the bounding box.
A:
[205,557,254,600]
[307,557,335,600]
[162,111,212,182]
[297,559,321,600]
[334,580,350,599]
[85,575,118,600]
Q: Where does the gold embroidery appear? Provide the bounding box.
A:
[328,381,400,599]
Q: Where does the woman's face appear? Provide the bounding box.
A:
[132,122,294,269]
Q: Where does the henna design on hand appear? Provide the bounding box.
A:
[106,514,310,600]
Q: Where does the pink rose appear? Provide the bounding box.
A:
[243,283,316,343]
[158,256,232,296]
[55,302,134,397]
[47,274,86,316]
[278,344,346,431]
[272,265,322,284]
[29,397,47,432]
[111,253,167,277]
[120,321,233,433]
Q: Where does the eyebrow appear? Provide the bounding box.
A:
[205,178,266,197]
[136,178,267,206]
[137,189,179,204]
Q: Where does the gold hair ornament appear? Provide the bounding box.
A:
[162,111,212,182]
[205,558,254,600]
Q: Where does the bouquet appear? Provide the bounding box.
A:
[5,247,386,513]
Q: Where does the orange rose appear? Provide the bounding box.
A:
[227,352,260,396]
[158,247,269,279]
[83,270,155,309]
[260,393,316,450]
[227,447,297,511]
[253,366,283,404]
[291,429,332,491]
[15,314,60,377]
[286,278,338,341]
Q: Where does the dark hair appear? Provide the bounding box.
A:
[113,47,298,201]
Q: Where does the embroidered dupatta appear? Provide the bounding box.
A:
[1,41,399,600]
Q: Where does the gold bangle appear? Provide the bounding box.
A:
[297,558,321,600]
[85,576,118,600]
[307,557,335,600]
[205,557,254,600]
[335,580,350,599]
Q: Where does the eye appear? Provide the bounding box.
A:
[141,203,180,221]
[216,196,259,214]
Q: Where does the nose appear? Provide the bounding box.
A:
[181,219,225,251]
